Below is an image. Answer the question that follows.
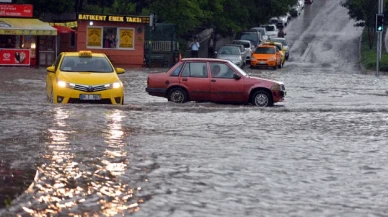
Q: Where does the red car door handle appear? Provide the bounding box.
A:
[211,79,216,82]
[182,78,188,81]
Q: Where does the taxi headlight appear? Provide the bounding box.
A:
[57,80,67,88]
[105,82,121,89]
[269,57,275,61]
[251,57,257,61]
[57,80,75,88]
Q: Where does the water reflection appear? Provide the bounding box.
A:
[18,107,144,216]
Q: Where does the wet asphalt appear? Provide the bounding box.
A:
[1,0,388,216]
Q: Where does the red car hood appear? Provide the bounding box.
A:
[247,75,284,85]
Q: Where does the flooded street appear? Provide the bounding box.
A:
[2,0,388,216]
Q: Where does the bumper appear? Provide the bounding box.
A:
[273,90,286,102]
[54,87,124,104]
[250,59,277,67]
[146,87,167,97]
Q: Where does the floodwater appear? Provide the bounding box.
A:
[1,0,388,216]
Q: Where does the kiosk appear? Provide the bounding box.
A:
[77,13,150,67]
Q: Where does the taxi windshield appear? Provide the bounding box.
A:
[255,47,275,54]
[60,56,114,73]
[272,39,287,46]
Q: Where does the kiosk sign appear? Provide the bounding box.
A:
[0,4,33,17]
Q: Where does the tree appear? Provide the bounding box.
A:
[342,0,384,49]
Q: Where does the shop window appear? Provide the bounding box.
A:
[0,35,16,48]
[103,27,118,48]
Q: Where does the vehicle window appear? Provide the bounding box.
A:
[60,56,114,72]
[218,46,240,55]
[273,39,287,46]
[242,42,250,48]
[232,41,250,48]
[181,62,208,78]
[255,47,275,54]
[240,33,258,44]
[265,26,275,31]
[210,63,235,79]
[170,64,183,76]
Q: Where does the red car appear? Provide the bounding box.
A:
[145,58,286,107]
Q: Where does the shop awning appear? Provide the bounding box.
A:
[52,25,76,34]
[0,18,57,35]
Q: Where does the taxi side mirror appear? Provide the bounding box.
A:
[116,68,125,74]
[46,66,55,73]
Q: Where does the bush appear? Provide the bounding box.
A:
[360,27,388,72]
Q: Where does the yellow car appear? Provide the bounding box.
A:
[264,41,285,67]
[46,51,125,104]
[269,37,289,60]
[250,44,282,69]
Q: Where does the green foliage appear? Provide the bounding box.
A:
[360,27,388,72]
[13,0,299,41]
[341,0,383,28]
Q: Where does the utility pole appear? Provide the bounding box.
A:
[376,0,384,76]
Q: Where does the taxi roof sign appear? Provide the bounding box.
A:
[79,51,92,57]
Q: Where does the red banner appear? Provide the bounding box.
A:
[0,49,30,65]
[0,4,33,17]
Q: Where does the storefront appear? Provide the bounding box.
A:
[0,18,57,66]
[77,13,150,67]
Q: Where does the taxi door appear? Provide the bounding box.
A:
[179,62,211,101]
[210,62,245,103]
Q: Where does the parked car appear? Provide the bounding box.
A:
[232,39,254,63]
[250,44,282,70]
[305,0,313,3]
[263,41,285,67]
[261,24,278,38]
[250,27,268,41]
[269,37,290,60]
[298,0,305,9]
[278,15,289,26]
[145,58,286,107]
[46,50,125,104]
[236,30,263,47]
[289,2,302,16]
[269,17,287,28]
[224,43,248,67]
[215,45,245,68]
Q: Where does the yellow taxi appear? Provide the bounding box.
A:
[46,51,125,104]
[264,41,285,66]
[250,44,282,69]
